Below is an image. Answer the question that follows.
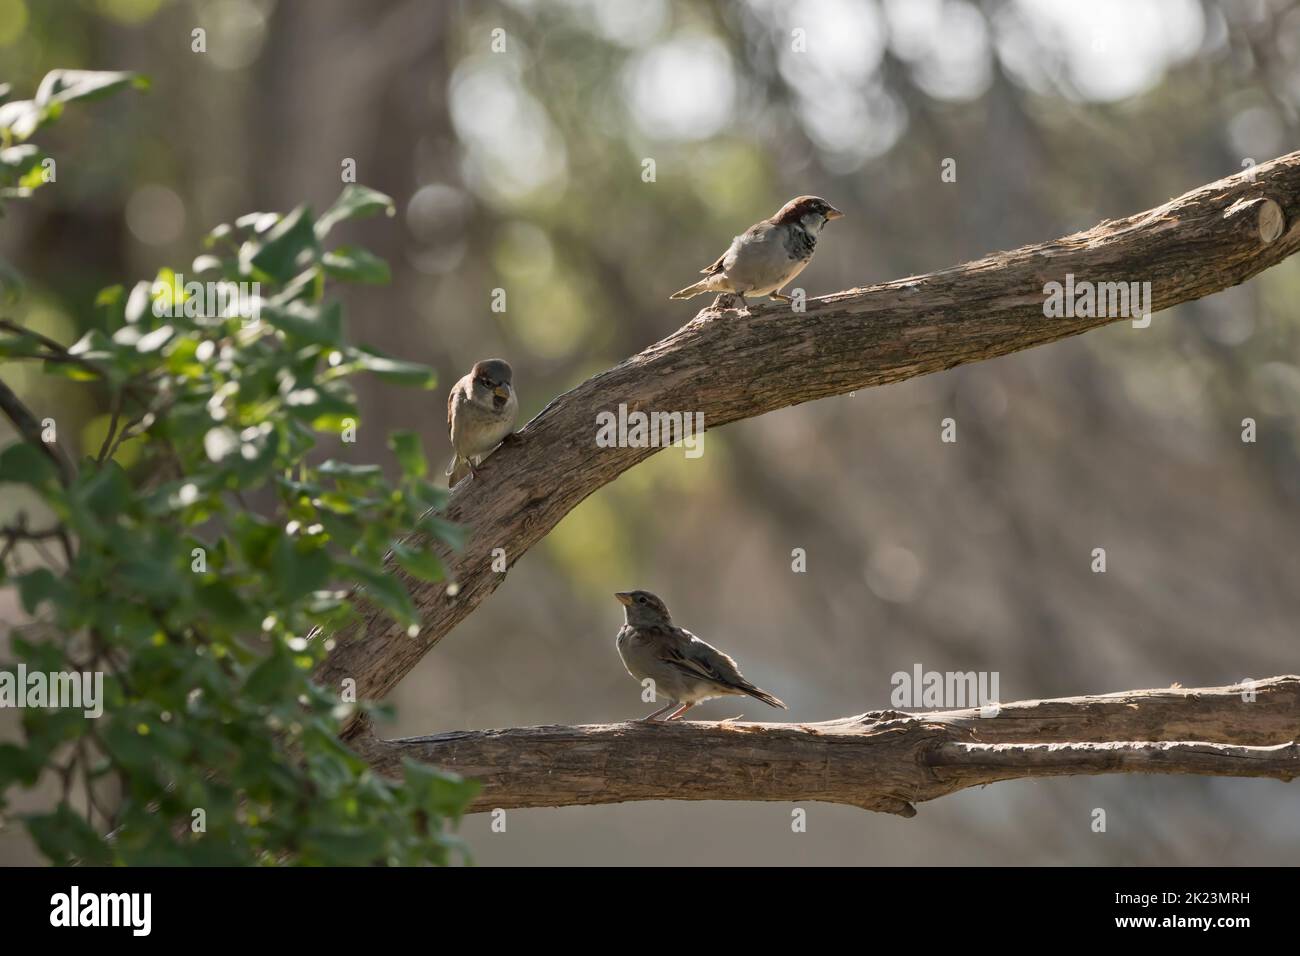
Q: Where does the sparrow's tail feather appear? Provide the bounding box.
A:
[447,455,470,486]
[741,684,787,709]
[670,278,715,300]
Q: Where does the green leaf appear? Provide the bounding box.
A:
[318,460,383,479]
[24,804,112,866]
[16,569,65,615]
[392,542,444,583]
[262,299,342,346]
[341,560,418,627]
[243,649,298,704]
[101,719,160,773]
[0,442,58,487]
[0,742,42,788]
[194,579,258,630]
[322,246,391,284]
[0,256,23,303]
[77,459,131,516]
[244,205,320,284]
[404,760,479,819]
[301,826,387,866]
[35,70,148,107]
[271,536,333,602]
[316,185,395,237]
[0,333,45,359]
[355,349,438,388]
[135,324,174,354]
[389,431,428,479]
[0,100,40,140]
[0,143,40,171]
[416,513,468,551]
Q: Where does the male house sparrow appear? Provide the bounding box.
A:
[614,589,787,720]
[446,358,518,485]
[669,195,843,309]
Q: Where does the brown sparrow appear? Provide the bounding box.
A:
[614,589,787,720]
[669,195,843,309]
[446,358,517,485]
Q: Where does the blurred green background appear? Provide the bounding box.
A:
[2,0,1299,865]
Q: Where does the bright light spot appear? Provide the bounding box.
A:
[777,0,900,166]
[625,35,736,141]
[449,57,567,200]
[865,544,923,603]
[884,0,992,101]
[494,221,554,279]
[997,0,1204,102]
[205,0,268,71]
[406,183,470,243]
[583,0,668,47]
[126,184,185,246]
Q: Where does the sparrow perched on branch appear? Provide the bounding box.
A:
[446,358,517,485]
[614,589,787,721]
[669,195,843,310]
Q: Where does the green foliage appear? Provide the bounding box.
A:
[1,70,148,301]
[0,73,474,865]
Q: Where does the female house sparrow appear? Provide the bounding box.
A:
[446,358,518,485]
[669,195,843,309]
[614,589,787,721]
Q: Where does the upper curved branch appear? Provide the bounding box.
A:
[317,152,1300,728]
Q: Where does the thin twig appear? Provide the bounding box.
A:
[96,389,123,464]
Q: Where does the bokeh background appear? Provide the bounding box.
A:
[2,0,1299,865]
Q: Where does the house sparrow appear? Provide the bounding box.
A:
[614,589,787,721]
[669,195,843,310]
[446,358,518,485]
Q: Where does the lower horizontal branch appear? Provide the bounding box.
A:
[930,739,1299,783]
[354,676,1300,817]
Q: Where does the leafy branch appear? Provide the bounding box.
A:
[0,72,476,865]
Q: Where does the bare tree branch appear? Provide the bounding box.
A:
[352,677,1300,816]
[317,152,1300,736]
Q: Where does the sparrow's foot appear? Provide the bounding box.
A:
[768,291,792,303]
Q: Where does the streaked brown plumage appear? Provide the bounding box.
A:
[669,195,843,310]
[614,589,787,721]
[446,358,517,485]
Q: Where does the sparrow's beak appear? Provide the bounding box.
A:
[614,592,633,606]
[826,206,845,220]
[493,386,510,401]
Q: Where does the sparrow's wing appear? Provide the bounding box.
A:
[698,221,770,275]
[446,382,460,439]
[698,248,729,276]
[658,628,747,689]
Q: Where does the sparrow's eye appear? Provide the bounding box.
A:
[636,595,647,604]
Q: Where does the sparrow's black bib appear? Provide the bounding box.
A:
[786,223,816,260]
